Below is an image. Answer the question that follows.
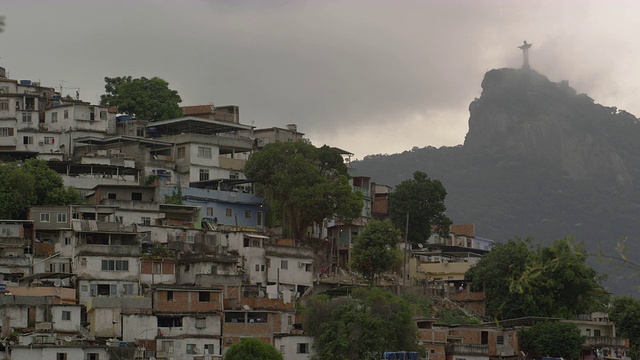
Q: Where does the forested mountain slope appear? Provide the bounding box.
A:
[353,68,640,294]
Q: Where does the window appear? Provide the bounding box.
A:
[186,344,197,354]
[44,136,55,144]
[196,317,206,329]
[0,128,12,136]
[247,312,268,323]
[62,311,71,321]
[90,111,95,121]
[51,112,58,122]
[40,213,50,223]
[131,192,142,201]
[186,233,195,243]
[594,329,601,337]
[207,207,214,217]
[57,213,67,223]
[204,344,215,354]
[257,211,263,226]
[199,169,209,181]
[136,127,144,137]
[167,291,174,301]
[281,260,288,270]
[161,340,174,352]
[225,208,232,217]
[244,210,251,219]
[64,237,71,245]
[230,172,239,179]
[23,136,33,145]
[255,264,260,272]
[197,146,212,158]
[261,265,265,272]
[199,291,210,302]
[56,353,67,360]
[496,335,504,345]
[63,109,69,119]
[158,316,182,327]
[81,285,88,292]
[101,260,129,271]
[88,354,99,360]
[0,100,8,110]
[22,112,32,123]
[100,110,107,120]
[141,217,151,226]
[177,147,185,158]
[297,343,309,354]
[122,284,134,295]
[153,262,162,274]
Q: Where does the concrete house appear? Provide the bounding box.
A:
[146,116,254,185]
[73,222,143,305]
[0,220,34,286]
[121,285,224,359]
[265,244,314,295]
[274,334,314,360]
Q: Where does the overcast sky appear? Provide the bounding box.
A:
[2,1,639,159]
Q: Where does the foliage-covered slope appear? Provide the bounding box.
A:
[353,68,640,295]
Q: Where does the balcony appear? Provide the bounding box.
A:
[75,244,140,257]
[218,156,246,171]
[584,336,628,348]
[446,344,489,356]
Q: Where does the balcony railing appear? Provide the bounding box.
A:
[446,344,489,356]
[584,336,627,348]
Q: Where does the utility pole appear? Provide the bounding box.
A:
[402,212,409,286]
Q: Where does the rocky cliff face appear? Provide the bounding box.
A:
[464,68,635,187]
[353,68,640,295]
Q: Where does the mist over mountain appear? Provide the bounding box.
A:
[353,68,640,295]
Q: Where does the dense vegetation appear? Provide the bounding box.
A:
[100,76,183,120]
[224,338,283,360]
[303,288,418,360]
[388,170,452,244]
[465,238,608,320]
[350,220,401,285]
[519,321,584,359]
[0,159,83,219]
[245,141,363,240]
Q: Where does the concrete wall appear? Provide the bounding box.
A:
[275,335,314,360]
[51,305,81,332]
[266,254,313,287]
[153,289,223,313]
[12,346,108,360]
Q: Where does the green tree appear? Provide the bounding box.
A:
[351,220,401,285]
[100,76,183,121]
[244,141,363,240]
[303,288,417,360]
[610,296,640,360]
[465,238,608,320]
[0,160,83,219]
[224,338,282,360]
[519,321,584,359]
[388,171,452,245]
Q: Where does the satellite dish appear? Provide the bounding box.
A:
[8,341,14,346]
[149,357,156,360]
[417,243,424,249]
[242,304,251,310]
[194,347,201,354]
[54,279,61,287]
[64,336,73,342]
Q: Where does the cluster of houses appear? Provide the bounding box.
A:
[0,66,631,360]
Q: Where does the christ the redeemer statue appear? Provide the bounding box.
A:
[518,41,532,69]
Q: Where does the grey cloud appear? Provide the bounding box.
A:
[2,1,639,158]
